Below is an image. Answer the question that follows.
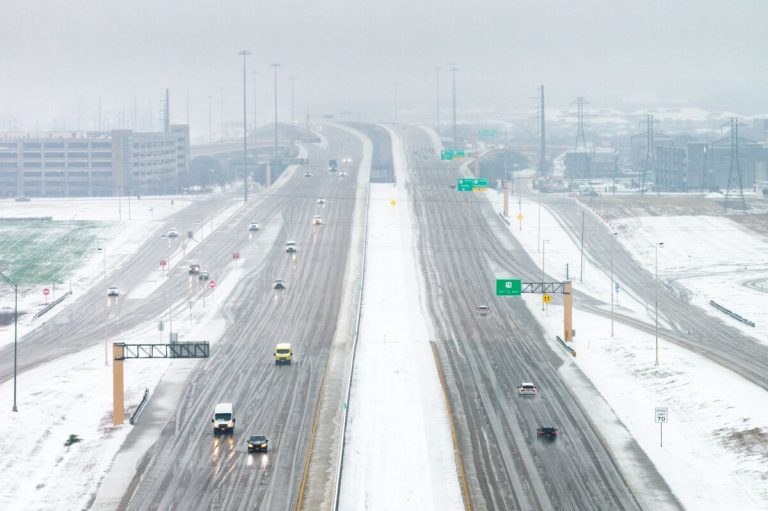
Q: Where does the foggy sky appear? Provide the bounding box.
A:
[1,0,767,136]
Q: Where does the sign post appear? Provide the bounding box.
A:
[209,279,217,305]
[495,279,522,296]
[160,259,167,279]
[43,287,50,304]
[655,407,669,447]
[232,252,240,271]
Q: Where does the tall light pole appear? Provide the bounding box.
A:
[0,271,18,411]
[238,50,251,203]
[289,76,296,124]
[450,63,458,151]
[252,71,259,135]
[435,67,440,134]
[655,242,664,365]
[394,81,399,122]
[610,232,617,337]
[541,240,549,311]
[97,247,108,365]
[271,63,280,178]
[580,211,585,282]
[207,95,212,143]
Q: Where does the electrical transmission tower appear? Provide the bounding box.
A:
[572,97,588,153]
[723,117,747,211]
[639,114,660,195]
[538,85,548,176]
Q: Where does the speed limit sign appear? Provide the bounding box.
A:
[655,407,669,423]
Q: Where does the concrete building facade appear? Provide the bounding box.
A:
[0,126,189,197]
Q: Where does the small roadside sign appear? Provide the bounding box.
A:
[209,280,217,289]
[160,260,167,266]
[43,288,50,296]
[655,407,668,423]
[543,294,552,304]
[516,214,524,221]
[496,279,522,296]
[232,253,240,260]
[390,199,397,207]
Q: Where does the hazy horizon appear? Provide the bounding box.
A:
[2,0,767,136]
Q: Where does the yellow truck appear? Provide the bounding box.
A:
[274,343,293,365]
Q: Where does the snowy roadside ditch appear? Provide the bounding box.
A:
[338,126,463,510]
[481,186,768,509]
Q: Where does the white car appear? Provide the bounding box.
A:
[107,286,119,297]
[339,170,347,177]
[518,382,538,395]
[248,222,260,232]
[304,171,312,177]
[312,215,322,225]
[476,305,490,316]
[285,241,297,253]
[168,228,179,238]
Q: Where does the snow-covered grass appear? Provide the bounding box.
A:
[339,127,462,510]
[483,187,768,510]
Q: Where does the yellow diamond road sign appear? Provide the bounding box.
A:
[543,294,552,304]
[390,199,397,206]
[516,214,524,221]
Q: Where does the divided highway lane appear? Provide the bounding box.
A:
[543,196,768,391]
[124,126,362,511]
[396,126,674,510]
[0,192,242,383]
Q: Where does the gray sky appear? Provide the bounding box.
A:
[1,0,767,135]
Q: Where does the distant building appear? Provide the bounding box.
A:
[655,144,687,191]
[0,126,189,197]
[564,147,620,179]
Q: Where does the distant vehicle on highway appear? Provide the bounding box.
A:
[537,427,558,439]
[212,403,235,435]
[198,271,210,281]
[339,170,347,177]
[328,159,338,172]
[518,383,537,396]
[248,221,260,232]
[312,214,323,225]
[168,227,179,238]
[13,196,31,202]
[449,184,456,189]
[274,343,293,365]
[107,286,119,297]
[304,171,312,177]
[188,261,202,274]
[273,279,286,290]
[341,157,352,164]
[580,189,598,197]
[285,241,297,253]
[317,198,326,205]
[247,435,268,453]
[476,305,490,316]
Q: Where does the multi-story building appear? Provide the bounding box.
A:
[564,147,620,179]
[0,126,189,197]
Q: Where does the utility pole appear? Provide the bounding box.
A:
[450,63,458,151]
[580,211,585,282]
[655,242,664,365]
[164,88,170,133]
[207,95,212,143]
[289,76,297,124]
[271,62,280,187]
[220,89,224,141]
[538,84,547,176]
[394,81,399,122]
[239,50,251,203]
[252,71,259,136]
[610,232,617,337]
[435,67,440,134]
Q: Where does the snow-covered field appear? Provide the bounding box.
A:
[339,127,462,510]
[485,187,768,510]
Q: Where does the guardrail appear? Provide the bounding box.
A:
[498,212,511,225]
[129,387,150,425]
[33,290,72,319]
[709,300,755,327]
[555,335,577,357]
[331,181,372,510]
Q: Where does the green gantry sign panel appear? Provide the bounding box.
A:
[479,128,498,138]
[496,279,522,296]
[457,178,489,191]
[442,149,467,161]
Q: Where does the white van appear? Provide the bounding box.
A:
[212,403,235,435]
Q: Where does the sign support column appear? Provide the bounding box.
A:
[113,343,125,426]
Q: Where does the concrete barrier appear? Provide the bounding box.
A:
[709,299,755,327]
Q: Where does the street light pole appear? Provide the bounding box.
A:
[207,95,212,143]
[271,63,280,177]
[97,247,108,365]
[655,242,664,365]
[289,76,296,124]
[541,240,549,311]
[0,271,18,411]
[238,50,251,203]
[610,232,617,337]
[580,211,585,282]
[434,66,440,134]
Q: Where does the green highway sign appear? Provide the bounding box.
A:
[457,178,488,192]
[440,149,454,160]
[479,129,498,138]
[455,149,465,159]
[496,279,522,296]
